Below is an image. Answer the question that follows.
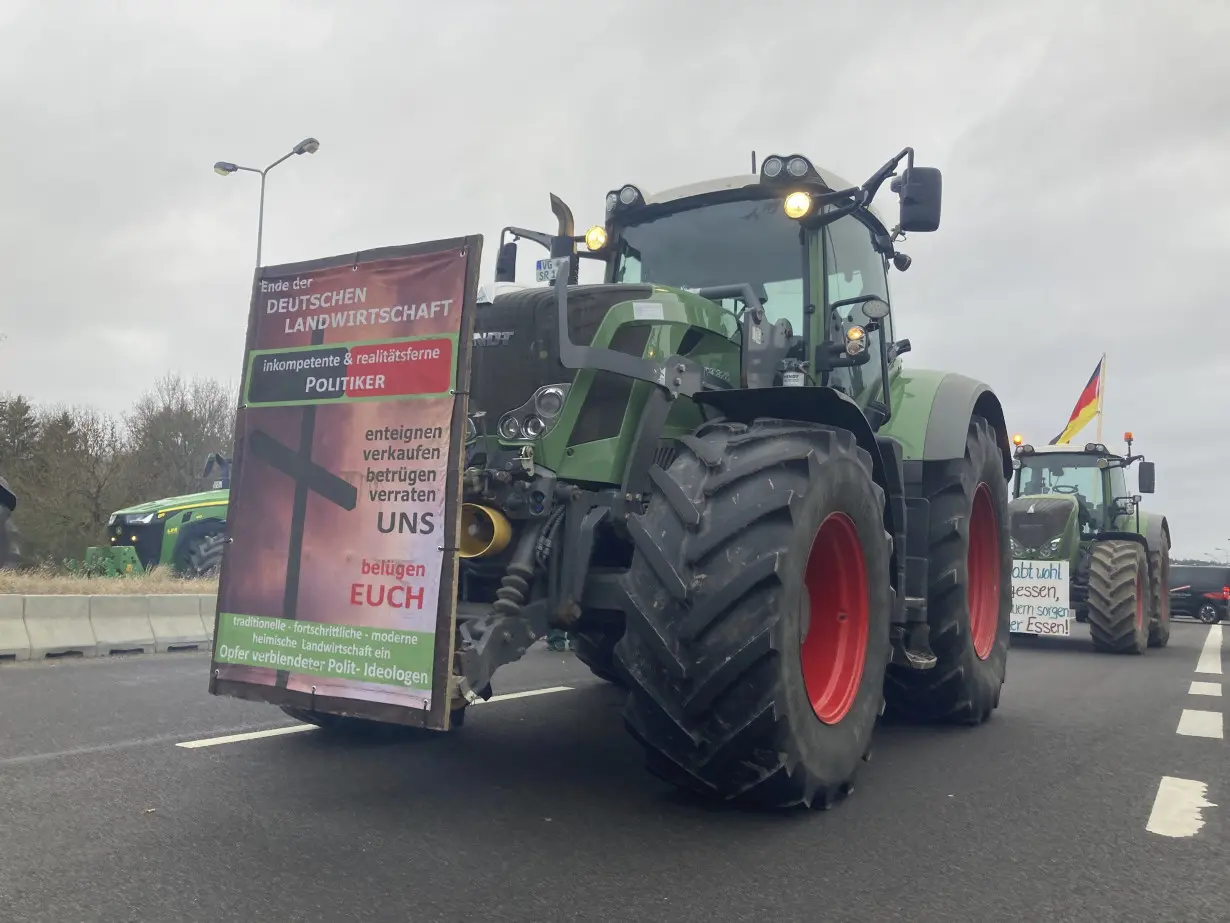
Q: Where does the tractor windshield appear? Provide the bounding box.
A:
[1015,453,1115,534]
[611,197,806,333]
[1016,455,1103,502]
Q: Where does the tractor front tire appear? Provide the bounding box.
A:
[1086,540,1150,654]
[181,531,226,578]
[1147,531,1171,649]
[883,415,1012,725]
[614,419,892,810]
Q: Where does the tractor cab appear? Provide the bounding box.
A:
[483,151,941,445]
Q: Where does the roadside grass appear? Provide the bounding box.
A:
[0,564,218,595]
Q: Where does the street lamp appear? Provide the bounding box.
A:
[212,136,320,269]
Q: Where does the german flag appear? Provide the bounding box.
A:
[1049,355,1105,445]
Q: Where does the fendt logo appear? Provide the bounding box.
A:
[473,331,514,347]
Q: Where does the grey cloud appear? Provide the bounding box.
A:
[0,0,1227,553]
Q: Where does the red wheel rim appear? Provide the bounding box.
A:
[1135,573,1144,630]
[800,512,870,725]
[967,483,1000,661]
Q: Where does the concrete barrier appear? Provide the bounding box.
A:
[0,594,31,660]
[147,594,207,652]
[200,595,218,640]
[3,594,217,662]
[24,595,99,658]
[90,595,157,655]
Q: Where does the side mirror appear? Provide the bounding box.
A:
[896,166,942,233]
[1137,460,1156,494]
[495,241,518,283]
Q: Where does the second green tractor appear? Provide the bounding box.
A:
[1009,435,1171,653]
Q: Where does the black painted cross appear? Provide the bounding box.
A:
[244,329,359,689]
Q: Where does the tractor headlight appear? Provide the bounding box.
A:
[783,191,812,219]
[126,513,155,525]
[1043,536,1062,558]
[584,226,608,251]
[1010,536,1024,556]
[845,326,867,356]
[534,385,567,418]
[787,156,810,178]
[497,383,572,443]
[762,157,784,178]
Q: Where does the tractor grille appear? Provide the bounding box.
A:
[1009,497,1074,551]
[108,519,166,570]
[470,284,653,422]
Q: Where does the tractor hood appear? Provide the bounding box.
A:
[1009,494,1078,559]
[109,488,229,520]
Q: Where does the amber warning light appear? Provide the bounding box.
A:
[1124,431,1133,441]
[1012,433,1023,446]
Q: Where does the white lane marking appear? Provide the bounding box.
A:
[1189,681,1222,697]
[475,685,573,704]
[175,685,574,749]
[1195,624,1223,675]
[176,724,315,749]
[1176,709,1224,739]
[1147,776,1217,838]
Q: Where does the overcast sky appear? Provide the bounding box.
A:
[0,0,1226,555]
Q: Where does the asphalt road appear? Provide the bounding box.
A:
[0,621,1224,923]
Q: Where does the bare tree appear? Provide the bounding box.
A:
[121,373,237,500]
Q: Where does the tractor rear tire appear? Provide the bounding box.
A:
[181,531,226,578]
[614,419,892,810]
[571,629,626,687]
[1086,540,1150,654]
[882,415,1011,725]
[1147,531,1171,649]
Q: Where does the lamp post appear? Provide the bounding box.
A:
[213,137,320,269]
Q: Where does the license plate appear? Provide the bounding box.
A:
[535,259,558,283]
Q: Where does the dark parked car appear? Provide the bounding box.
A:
[1169,565,1230,624]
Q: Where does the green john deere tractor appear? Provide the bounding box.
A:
[84,454,232,578]
[287,148,1017,811]
[1009,434,1171,653]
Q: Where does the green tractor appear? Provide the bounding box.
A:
[289,148,1017,810]
[85,454,232,578]
[1009,433,1171,652]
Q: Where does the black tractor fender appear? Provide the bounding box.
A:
[1098,514,1169,558]
[693,386,897,539]
[921,372,1013,479]
[170,516,228,569]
